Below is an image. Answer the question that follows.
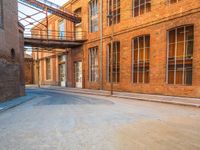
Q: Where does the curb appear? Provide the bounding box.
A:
[0,94,37,113]
[40,87,200,108]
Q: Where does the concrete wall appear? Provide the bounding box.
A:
[0,0,25,102]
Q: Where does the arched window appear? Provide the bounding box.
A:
[167,25,193,85]
[132,35,150,83]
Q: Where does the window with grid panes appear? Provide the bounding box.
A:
[89,0,98,32]
[107,41,120,83]
[89,47,98,82]
[132,35,150,83]
[108,0,120,26]
[167,25,193,85]
[133,0,151,17]
[46,58,51,80]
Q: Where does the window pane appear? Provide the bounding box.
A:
[177,27,184,42]
[185,41,193,58]
[177,42,184,59]
[186,26,194,41]
[169,30,175,44]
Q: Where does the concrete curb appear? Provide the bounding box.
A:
[40,87,200,108]
[0,94,37,113]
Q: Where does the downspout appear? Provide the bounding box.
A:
[100,0,103,90]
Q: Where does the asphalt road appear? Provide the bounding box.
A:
[0,88,200,150]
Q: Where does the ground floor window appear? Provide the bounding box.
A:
[167,25,193,85]
[132,35,150,83]
[107,41,120,83]
[89,47,98,82]
[46,58,51,80]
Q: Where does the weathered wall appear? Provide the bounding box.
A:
[0,0,25,102]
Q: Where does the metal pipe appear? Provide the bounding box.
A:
[37,48,40,88]
[110,0,114,95]
[100,0,103,90]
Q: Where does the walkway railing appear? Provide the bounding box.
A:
[24,29,87,41]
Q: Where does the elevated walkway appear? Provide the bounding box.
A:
[24,29,87,48]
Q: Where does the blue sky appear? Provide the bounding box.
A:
[18,0,69,29]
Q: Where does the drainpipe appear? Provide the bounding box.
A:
[100,0,103,90]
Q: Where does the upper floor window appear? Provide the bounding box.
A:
[133,0,151,17]
[169,0,182,4]
[46,58,51,80]
[107,41,120,83]
[58,20,65,39]
[132,35,150,83]
[0,0,3,28]
[89,0,98,32]
[108,0,120,26]
[167,25,193,85]
[89,47,98,82]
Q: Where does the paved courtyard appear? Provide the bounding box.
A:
[0,88,200,150]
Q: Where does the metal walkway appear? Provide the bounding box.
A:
[24,29,86,48]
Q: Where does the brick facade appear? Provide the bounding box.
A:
[33,0,200,98]
[0,0,25,102]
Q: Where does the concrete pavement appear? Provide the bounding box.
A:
[0,87,200,150]
[29,85,200,108]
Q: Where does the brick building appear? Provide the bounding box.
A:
[32,0,200,98]
[0,0,25,102]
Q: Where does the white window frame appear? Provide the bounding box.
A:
[89,0,98,32]
[89,47,98,82]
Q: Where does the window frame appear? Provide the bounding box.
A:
[46,57,51,80]
[106,41,120,83]
[133,0,151,17]
[89,0,99,33]
[132,35,150,84]
[58,20,65,40]
[107,0,120,26]
[88,46,99,82]
[166,25,194,86]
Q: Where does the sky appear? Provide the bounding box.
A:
[18,0,69,29]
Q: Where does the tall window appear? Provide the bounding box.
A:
[107,41,120,83]
[58,20,65,39]
[0,0,3,28]
[132,35,150,83]
[169,0,182,4]
[74,8,82,39]
[46,58,51,80]
[167,25,193,85]
[108,0,120,26]
[133,0,151,17]
[89,47,98,82]
[89,0,98,32]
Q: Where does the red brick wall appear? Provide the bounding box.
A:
[32,0,200,97]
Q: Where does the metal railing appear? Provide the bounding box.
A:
[24,29,87,41]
